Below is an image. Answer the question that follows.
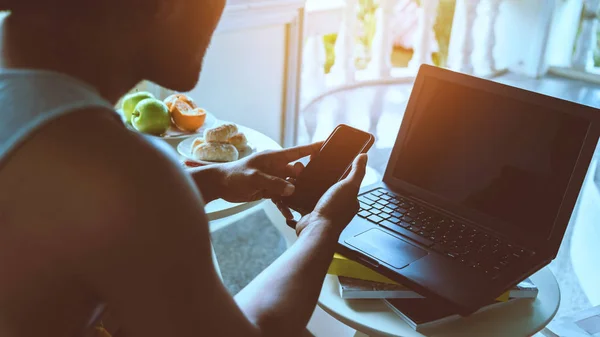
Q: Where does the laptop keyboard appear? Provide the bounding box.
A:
[358,188,533,279]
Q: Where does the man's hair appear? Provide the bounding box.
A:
[0,0,75,12]
[0,1,157,15]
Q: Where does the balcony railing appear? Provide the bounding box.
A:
[548,0,600,84]
[572,0,600,72]
[302,0,507,108]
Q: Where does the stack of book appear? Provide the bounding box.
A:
[328,253,538,332]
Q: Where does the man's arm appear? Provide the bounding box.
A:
[180,163,223,203]
[235,219,338,334]
[10,111,261,336]
[25,111,364,337]
[234,156,366,335]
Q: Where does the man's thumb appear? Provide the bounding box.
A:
[346,154,368,187]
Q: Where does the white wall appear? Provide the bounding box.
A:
[185,25,287,144]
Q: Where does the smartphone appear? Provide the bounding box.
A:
[283,125,374,214]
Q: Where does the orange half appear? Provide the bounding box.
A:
[171,100,207,132]
[164,94,197,110]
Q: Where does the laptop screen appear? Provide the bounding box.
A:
[393,76,590,237]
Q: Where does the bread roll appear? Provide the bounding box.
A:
[228,132,248,151]
[192,142,239,162]
[237,144,253,157]
[191,137,205,151]
[204,123,238,143]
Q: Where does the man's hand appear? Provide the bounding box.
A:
[276,154,368,237]
[188,142,322,204]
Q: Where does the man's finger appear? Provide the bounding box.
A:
[344,154,368,188]
[286,219,298,230]
[284,162,305,178]
[255,173,296,197]
[272,199,294,220]
[274,141,323,163]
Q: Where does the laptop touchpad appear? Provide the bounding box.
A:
[345,229,428,269]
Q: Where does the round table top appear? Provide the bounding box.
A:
[318,267,560,337]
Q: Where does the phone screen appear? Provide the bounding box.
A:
[285,125,373,213]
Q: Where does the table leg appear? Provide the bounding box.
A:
[353,331,369,337]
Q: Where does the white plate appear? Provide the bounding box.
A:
[177,136,256,165]
[120,109,218,139]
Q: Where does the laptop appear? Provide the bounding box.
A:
[339,65,600,316]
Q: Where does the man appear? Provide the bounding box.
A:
[0,1,367,336]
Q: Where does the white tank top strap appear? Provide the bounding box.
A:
[0,69,119,169]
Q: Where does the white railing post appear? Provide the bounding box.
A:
[367,0,398,78]
[484,0,502,73]
[302,35,327,102]
[448,0,481,74]
[331,0,358,85]
[409,0,440,69]
[572,0,600,71]
[461,0,480,74]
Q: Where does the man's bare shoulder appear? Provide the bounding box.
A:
[0,108,207,257]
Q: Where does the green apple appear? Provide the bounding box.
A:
[122,91,154,124]
[131,98,171,136]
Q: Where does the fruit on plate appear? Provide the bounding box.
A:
[164,93,197,110]
[169,99,207,132]
[131,98,171,136]
[122,91,154,124]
